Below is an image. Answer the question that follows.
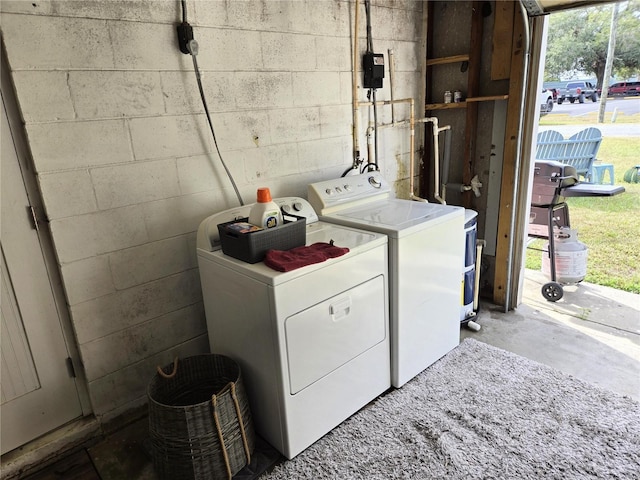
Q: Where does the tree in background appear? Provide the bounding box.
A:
[544,0,640,88]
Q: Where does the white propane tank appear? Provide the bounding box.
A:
[542,228,588,284]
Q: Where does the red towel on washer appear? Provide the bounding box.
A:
[264,241,350,272]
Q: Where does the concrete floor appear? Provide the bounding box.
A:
[6,269,640,479]
[463,269,640,401]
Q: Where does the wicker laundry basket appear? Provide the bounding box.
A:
[147,354,255,480]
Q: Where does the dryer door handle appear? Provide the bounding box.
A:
[329,297,351,322]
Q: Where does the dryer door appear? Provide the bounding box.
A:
[285,275,386,395]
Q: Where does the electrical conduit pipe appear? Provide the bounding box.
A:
[351,0,361,169]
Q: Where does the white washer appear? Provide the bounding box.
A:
[196,197,390,459]
[308,173,465,388]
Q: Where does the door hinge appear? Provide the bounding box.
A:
[27,205,48,232]
[65,357,77,378]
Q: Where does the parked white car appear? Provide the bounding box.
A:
[539,89,554,116]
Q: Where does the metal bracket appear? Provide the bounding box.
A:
[520,0,545,17]
[66,357,77,378]
[27,205,48,232]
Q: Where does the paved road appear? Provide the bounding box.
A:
[538,123,639,137]
[540,97,640,137]
[551,96,640,116]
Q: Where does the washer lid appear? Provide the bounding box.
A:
[328,198,464,233]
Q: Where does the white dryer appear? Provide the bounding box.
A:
[196,197,390,459]
[308,173,465,388]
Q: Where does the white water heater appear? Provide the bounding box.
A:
[461,210,478,321]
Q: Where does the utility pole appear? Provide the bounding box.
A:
[598,2,619,123]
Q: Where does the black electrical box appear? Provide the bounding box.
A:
[363,53,384,89]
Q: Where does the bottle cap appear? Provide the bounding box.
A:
[256,187,272,203]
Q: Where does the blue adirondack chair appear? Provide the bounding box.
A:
[566,127,602,181]
[535,128,603,182]
[535,130,565,161]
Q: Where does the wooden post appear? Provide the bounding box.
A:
[493,7,525,306]
[491,1,514,81]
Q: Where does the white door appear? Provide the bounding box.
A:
[1,90,83,454]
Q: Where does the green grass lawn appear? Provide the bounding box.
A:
[525,136,640,294]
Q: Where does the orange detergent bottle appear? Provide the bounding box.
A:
[248,187,283,229]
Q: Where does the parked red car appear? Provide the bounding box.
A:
[604,82,640,97]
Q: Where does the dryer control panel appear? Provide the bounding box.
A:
[196,197,318,252]
[273,196,318,221]
[307,173,392,215]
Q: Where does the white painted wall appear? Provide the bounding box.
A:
[1,0,425,422]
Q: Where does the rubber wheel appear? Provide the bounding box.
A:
[542,282,563,302]
[557,98,564,105]
[578,93,585,103]
[546,99,554,112]
[591,93,599,102]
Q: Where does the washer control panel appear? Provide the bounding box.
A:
[307,172,391,214]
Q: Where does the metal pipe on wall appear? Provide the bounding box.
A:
[388,48,396,123]
[352,0,361,167]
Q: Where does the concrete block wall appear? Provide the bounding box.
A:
[1,0,425,422]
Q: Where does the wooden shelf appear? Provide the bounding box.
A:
[466,94,509,102]
[425,94,509,111]
[426,54,470,66]
[422,2,504,210]
[425,102,467,111]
